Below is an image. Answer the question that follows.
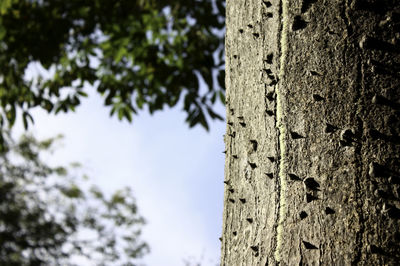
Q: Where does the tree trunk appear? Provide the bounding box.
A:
[221,0,400,265]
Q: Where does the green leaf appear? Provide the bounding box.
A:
[42,100,54,112]
[198,111,209,131]
[136,95,144,109]
[54,167,68,176]
[124,108,132,122]
[6,105,16,127]
[22,111,34,130]
[111,192,125,204]
[210,92,216,104]
[110,106,116,116]
[0,25,6,40]
[118,108,124,120]
[77,91,88,97]
[207,106,223,121]
[219,90,225,105]
[61,184,83,198]
[115,47,127,63]
[90,186,104,199]
[217,70,225,91]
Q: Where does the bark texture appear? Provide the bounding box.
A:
[221,0,400,265]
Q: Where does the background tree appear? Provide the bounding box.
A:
[0,0,225,131]
[0,132,148,265]
[222,0,400,264]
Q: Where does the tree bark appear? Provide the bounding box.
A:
[221,0,400,265]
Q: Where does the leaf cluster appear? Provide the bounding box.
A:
[0,0,225,130]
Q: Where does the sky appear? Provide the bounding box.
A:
[15,89,226,266]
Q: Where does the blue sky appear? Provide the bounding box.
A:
[16,89,226,265]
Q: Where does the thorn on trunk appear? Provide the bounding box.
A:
[304,177,320,191]
[300,211,308,219]
[312,94,324,101]
[290,131,305,139]
[248,162,257,169]
[302,241,318,249]
[289,173,302,181]
[325,207,335,215]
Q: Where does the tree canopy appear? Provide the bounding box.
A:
[0,0,225,131]
[0,133,148,265]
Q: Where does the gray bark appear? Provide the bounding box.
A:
[221,0,400,265]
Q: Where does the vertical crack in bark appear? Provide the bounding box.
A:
[299,238,303,265]
[274,0,289,262]
[341,0,352,35]
[343,1,365,263]
[352,51,366,266]
[340,0,352,69]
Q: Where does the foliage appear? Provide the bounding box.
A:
[0,133,148,265]
[0,0,225,130]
